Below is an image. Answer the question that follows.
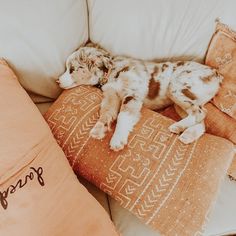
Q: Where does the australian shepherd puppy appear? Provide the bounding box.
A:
[58,44,222,151]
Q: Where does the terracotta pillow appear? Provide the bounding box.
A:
[45,85,235,236]
[0,60,118,236]
[205,22,236,120]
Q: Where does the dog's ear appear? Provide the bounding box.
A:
[101,54,112,71]
[79,48,86,62]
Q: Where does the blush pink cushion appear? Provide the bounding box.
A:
[0,59,118,236]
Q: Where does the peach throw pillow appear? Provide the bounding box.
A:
[205,22,236,120]
[0,60,118,236]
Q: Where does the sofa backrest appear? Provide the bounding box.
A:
[88,0,236,62]
[0,0,88,102]
[1,0,236,102]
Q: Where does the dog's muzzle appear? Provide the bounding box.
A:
[57,71,75,89]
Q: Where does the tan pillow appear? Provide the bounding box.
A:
[0,60,118,236]
[45,85,235,236]
[205,21,236,120]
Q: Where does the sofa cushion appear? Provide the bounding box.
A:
[0,60,118,236]
[45,85,235,236]
[88,0,236,62]
[205,21,236,120]
[0,0,88,102]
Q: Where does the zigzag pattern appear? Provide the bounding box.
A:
[136,142,188,219]
[64,113,99,166]
[125,184,136,195]
[106,173,119,184]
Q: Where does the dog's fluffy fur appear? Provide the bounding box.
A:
[58,44,223,151]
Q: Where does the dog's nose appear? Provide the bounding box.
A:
[57,72,75,89]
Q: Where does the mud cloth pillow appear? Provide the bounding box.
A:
[45,85,235,236]
[0,59,118,236]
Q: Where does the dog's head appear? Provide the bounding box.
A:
[58,45,112,89]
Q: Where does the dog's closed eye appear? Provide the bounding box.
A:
[69,66,75,74]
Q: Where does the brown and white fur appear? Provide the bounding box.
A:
[58,44,222,151]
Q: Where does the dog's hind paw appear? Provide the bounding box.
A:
[168,123,185,134]
[178,132,195,144]
[110,136,127,152]
[178,123,205,144]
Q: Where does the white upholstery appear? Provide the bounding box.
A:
[0,0,88,102]
[88,0,236,62]
[109,177,236,236]
[204,177,236,236]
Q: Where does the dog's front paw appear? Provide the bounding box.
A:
[90,121,107,140]
[110,135,127,152]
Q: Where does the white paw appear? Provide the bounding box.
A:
[168,123,185,134]
[90,122,107,140]
[110,135,127,152]
[178,123,205,144]
[178,131,196,144]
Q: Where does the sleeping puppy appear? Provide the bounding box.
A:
[58,44,222,151]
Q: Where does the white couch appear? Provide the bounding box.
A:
[1,0,236,235]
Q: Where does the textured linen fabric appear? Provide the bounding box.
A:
[0,0,88,102]
[45,85,235,236]
[88,0,236,62]
[0,60,118,236]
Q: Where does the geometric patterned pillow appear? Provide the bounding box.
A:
[45,85,235,236]
[205,21,236,120]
